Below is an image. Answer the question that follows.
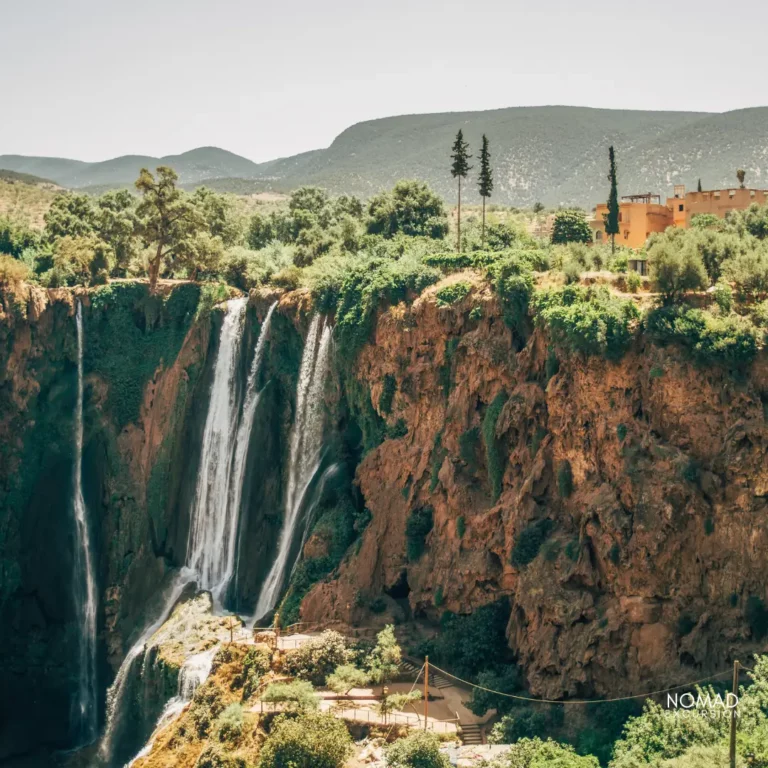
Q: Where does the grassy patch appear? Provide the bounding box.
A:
[511,519,553,567]
[482,392,508,501]
[435,281,471,307]
[406,506,434,561]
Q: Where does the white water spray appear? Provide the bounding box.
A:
[72,300,98,744]
[187,297,248,596]
[254,315,333,621]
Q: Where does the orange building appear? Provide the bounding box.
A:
[591,194,673,249]
[590,185,768,250]
[666,184,768,228]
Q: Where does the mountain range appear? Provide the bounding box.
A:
[2,106,767,207]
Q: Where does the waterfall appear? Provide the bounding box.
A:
[100,297,276,764]
[254,315,333,621]
[230,301,277,602]
[124,646,217,767]
[72,300,98,745]
[99,569,194,762]
[186,296,248,597]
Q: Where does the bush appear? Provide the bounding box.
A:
[746,597,768,641]
[626,269,642,293]
[189,680,227,738]
[216,703,244,743]
[551,210,593,245]
[483,392,508,501]
[385,731,450,768]
[406,506,434,561]
[467,668,521,716]
[435,281,471,307]
[511,519,553,567]
[646,306,761,370]
[260,680,319,712]
[489,709,550,743]
[533,285,640,360]
[195,743,245,768]
[0,254,30,284]
[257,712,352,768]
[486,253,535,336]
[485,737,599,768]
[281,631,350,685]
[456,516,466,538]
[367,624,402,684]
[459,427,480,472]
[723,247,768,302]
[326,664,370,694]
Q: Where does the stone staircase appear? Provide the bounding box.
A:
[400,660,452,689]
[459,722,483,745]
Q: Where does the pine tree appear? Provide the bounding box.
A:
[478,134,494,247]
[604,145,619,255]
[450,130,472,252]
[737,169,746,189]
[697,178,703,192]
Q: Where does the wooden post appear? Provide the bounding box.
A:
[424,656,429,729]
[730,659,740,768]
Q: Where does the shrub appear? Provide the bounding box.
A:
[406,506,434,561]
[469,305,483,321]
[385,731,450,768]
[189,680,227,738]
[677,615,696,636]
[533,285,640,360]
[545,346,560,381]
[216,703,244,743]
[723,247,768,302]
[511,519,553,567]
[429,432,446,492]
[434,586,444,607]
[467,668,522,716]
[713,277,733,313]
[557,460,573,498]
[486,253,535,336]
[456,516,466,539]
[530,426,547,456]
[196,743,245,768]
[281,631,350,685]
[626,269,642,293]
[483,392,508,501]
[271,264,302,290]
[367,625,402,684]
[257,712,352,768]
[325,664,370,694]
[616,423,627,442]
[485,737,599,768]
[489,710,550,743]
[435,281,471,307]
[260,680,320,712]
[646,306,761,370]
[0,254,30,284]
[551,210,593,245]
[608,542,621,565]
[379,374,397,415]
[386,418,408,439]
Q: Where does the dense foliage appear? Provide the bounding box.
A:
[257,712,352,768]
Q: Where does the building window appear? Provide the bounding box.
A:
[595,230,602,241]
[714,192,720,198]
[678,204,684,212]
[618,212,623,222]
[729,190,736,198]
[624,230,629,240]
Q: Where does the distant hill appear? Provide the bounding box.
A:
[0,169,60,187]
[4,107,768,207]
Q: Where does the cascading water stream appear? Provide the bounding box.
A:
[230,301,277,602]
[124,646,217,767]
[101,297,275,764]
[72,299,98,745]
[187,296,248,596]
[254,315,333,621]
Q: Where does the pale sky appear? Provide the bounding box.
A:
[2,0,766,163]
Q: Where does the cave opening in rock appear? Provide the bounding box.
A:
[385,570,411,600]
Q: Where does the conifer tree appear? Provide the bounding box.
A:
[478,134,494,247]
[697,178,703,192]
[604,145,619,255]
[450,130,472,252]
[737,168,747,189]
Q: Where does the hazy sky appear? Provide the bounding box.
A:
[2,0,766,163]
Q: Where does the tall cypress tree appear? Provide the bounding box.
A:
[697,178,703,192]
[450,130,472,252]
[604,145,619,255]
[478,134,494,248]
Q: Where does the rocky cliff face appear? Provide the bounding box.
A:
[300,275,768,699]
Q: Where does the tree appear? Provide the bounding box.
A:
[191,187,243,246]
[257,712,352,768]
[134,166,205,292]
[604,146,620,254]
[478,134,494,247]
[44,193,95,243]
[648,236,708,304]
[47,235,113,286]
[326,664,370,695]
[738,168,747,189]
[484,738,598,768]
[260,680,319,712]
[367,625,402,684]
[377,690,422,722]
[551,210,593,245]
[450,130,472,252]
[0,215,41,259]
[94,190,138,275]
[0,254,30,284]
[697,178,703,192]
[385,731,450,768]
[367,180,448,240]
